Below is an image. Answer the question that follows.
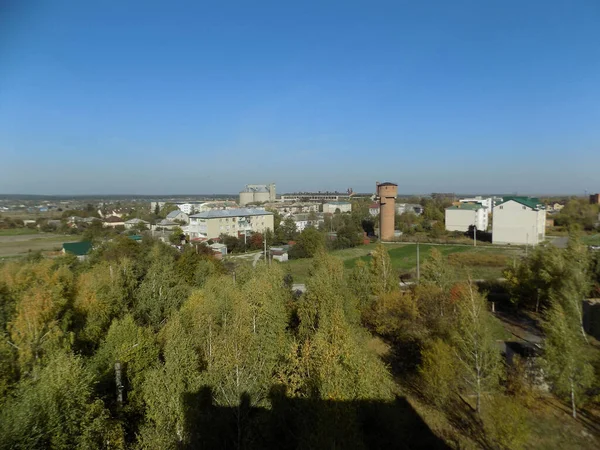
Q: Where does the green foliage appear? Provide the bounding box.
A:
[289,227,325,259]
[419,339,458,407]
[0,352,124,450]
[369,243,397,296]
[542,300,594,418]
[554,198,599,230]
[483,395,531,450]
[169,226,184,244]
[452,281,502,413]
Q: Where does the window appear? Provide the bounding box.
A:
[499,206,503,209]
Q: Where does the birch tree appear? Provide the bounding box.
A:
[542,300,594,419]
[453,280,501,414]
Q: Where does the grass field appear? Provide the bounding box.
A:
[583,234,600,246]
[0,228,40,236]
[0,234,80,259]
[282,243,523,283]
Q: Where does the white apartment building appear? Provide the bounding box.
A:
[186,208,274,240]
[322,202,352,214]
[459,196,493,210]
[492,197,546,245]
[445,203,488,232]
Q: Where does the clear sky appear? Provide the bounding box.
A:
[1,0,599,195]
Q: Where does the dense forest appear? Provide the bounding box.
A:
[0,233,599,449]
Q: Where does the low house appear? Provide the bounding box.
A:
[291,213,322,232]
[153,219,179,231]
[103,216,125,228]
[445,203,488,232]
[270,247,289,262]
[369,203,380,216]
[62,241,93,260]
[167,210,190,224]
[210,242,228,257]
[124,218,149,230]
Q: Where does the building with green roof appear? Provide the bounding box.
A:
[445,203,488,232]
[492,197,546,245]
[62,241,93,259]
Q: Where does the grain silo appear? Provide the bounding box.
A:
[376,181,398,241]
[239,183,276,206]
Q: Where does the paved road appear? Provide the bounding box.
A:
[252,252,262,268]
[548,236,569,249]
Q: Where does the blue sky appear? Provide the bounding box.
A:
[1,0,599,195]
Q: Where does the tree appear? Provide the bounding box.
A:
[278,216,297,243]
[419,338,458,407]
[542,299,594,419]
[453,281,501,414]
[0,352,124,449]
[369,244,397,297]
[169,226,184,245]
[289,227,325,259]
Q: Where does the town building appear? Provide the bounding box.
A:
[322,202,352,214]
[187,208,274,240]
[396,203,423,215]
[290,213,323,232]
[369,203,380,216]
[263,202,319,214]
[459,196,494,210]
[280,191,350,203]
[166,210,189,224]
[103,216,125,228]
[239,183,276,206]
[445,203,488,232]
[124,218,149,230]
[590,193,600,204]
[176,201,239,215]
[62,241,93,260]
[492,197,546,246]
[153,219,179,231]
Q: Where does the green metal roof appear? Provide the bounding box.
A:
[63,241,93,256]
[498,196,544,210]
[128,235,143,241]
[445,203,483,211]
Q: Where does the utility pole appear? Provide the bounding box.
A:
[474,225,477,247]
[115,361,124,405]
[416,241,420,281]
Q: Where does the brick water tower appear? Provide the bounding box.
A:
[376,181,398,241]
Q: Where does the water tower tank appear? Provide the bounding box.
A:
[376,182,398,241]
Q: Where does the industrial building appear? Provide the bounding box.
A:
[187,208,274,240]
[376,182,398,241]
[280,191,349,203]
[322,201,352,214]
[445,203,488,232]
[177,201,238,215]
[492,197,546,246]
[239,184,276,206]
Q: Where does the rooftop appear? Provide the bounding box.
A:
[445,203,484,211]
[498,196,544,210]
[190,208,273,219]
[63,241,93,256]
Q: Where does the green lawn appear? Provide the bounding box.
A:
[0,235,80,259]
[0,228,40,236]
[282,243,523,284]
[582,234,600,246]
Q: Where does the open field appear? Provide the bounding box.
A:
[0,233,80,259]
[281,243,524,283]
[0,228,41,236]
[583,234,600,246]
